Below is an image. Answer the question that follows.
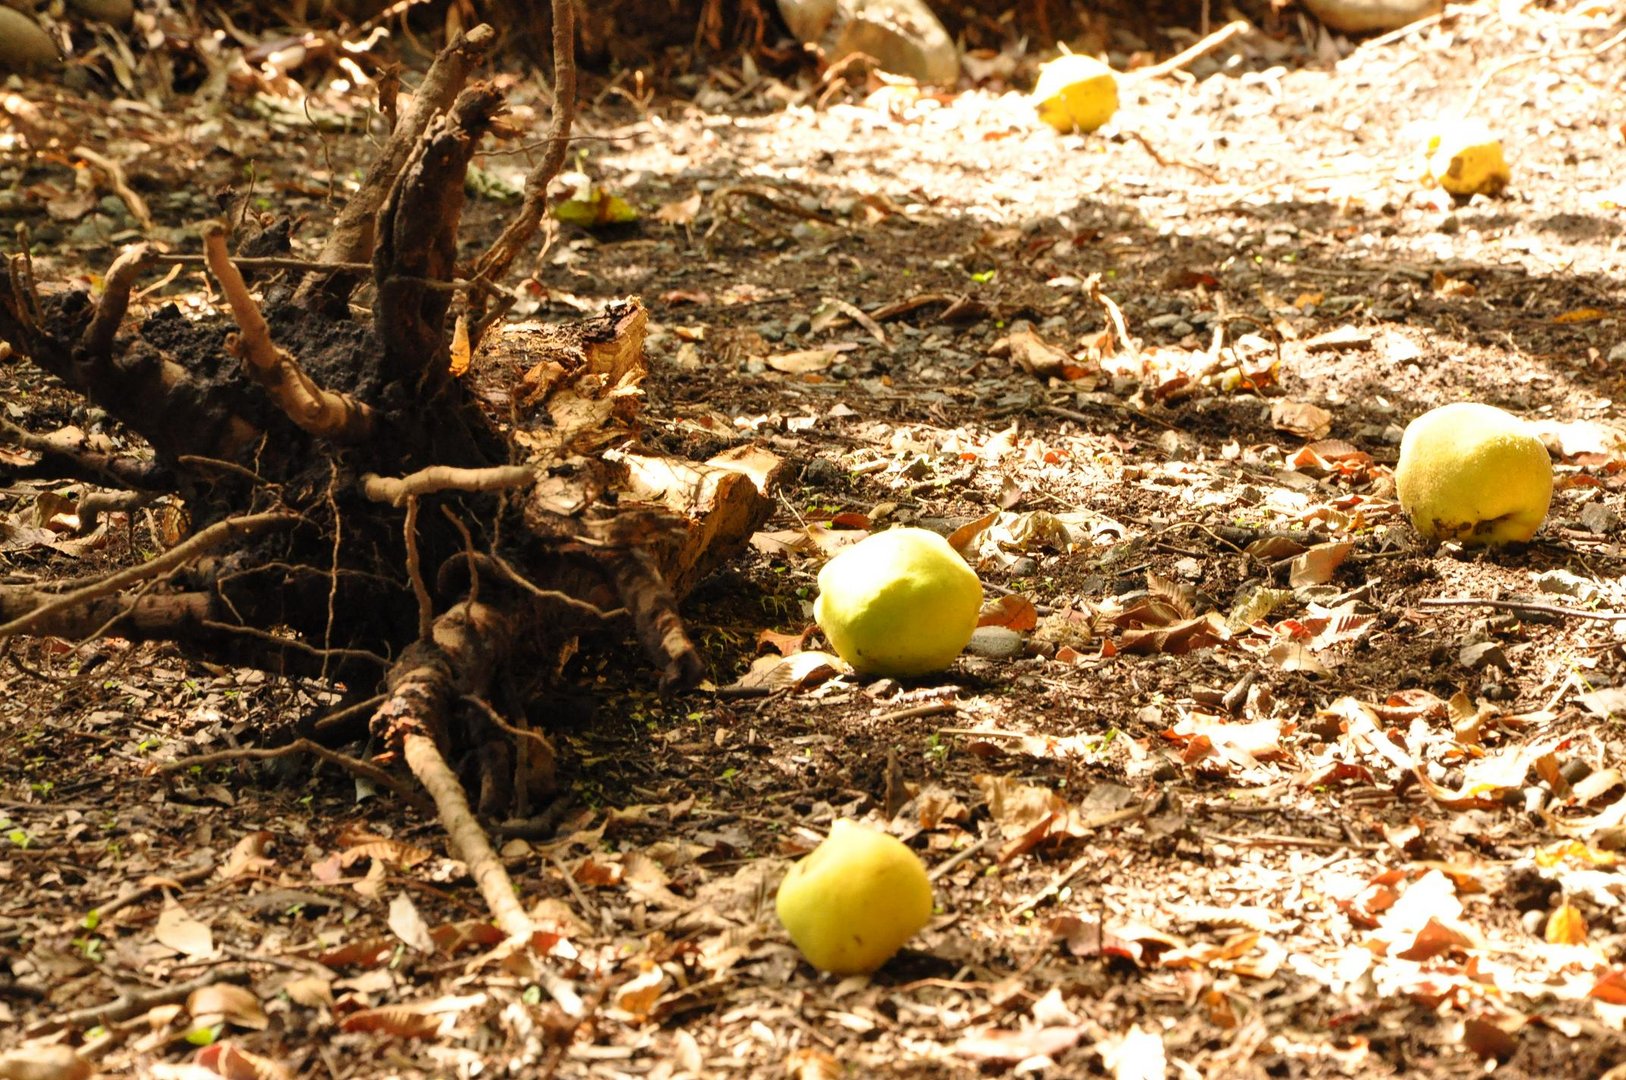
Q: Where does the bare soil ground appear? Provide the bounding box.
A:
[3,2,1626,1076]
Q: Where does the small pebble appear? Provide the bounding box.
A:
[965,626,1025,660]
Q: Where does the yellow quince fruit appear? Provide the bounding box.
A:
[813,527,982,677]
[1425,120,1510,198]
[776,819,934,974]
[1032,54,1119,134]
[1395,402,1552,546]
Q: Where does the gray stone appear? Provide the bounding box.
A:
[1301,0,1442,33]
[776,0,958,84]
[965,626,1025,660]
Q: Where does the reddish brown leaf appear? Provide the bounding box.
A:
[340,1006,443,1039]
[1461,1016,1520,1062]
[314,938,393,969]
[197,1043,292,1080]
[430,920,506,956]
[1588,968,1626,1004]
[756,626,814,656]
[1394,916,1475,961]
[980,593,1038,631]
[573,855,624,887]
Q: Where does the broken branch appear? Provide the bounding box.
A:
[160,738,429,809]
[72,145,155,231]
[0,418,175,491]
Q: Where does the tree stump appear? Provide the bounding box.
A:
[0,8,778,975]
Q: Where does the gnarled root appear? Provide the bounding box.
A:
[373,601,533,931]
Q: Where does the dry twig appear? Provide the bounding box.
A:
[1417,596,1626,622]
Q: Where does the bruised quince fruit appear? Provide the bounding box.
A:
[1395,402,1552,546]
[1032,54,1119,134]
[813,527,982,677]
[776,819,934,975]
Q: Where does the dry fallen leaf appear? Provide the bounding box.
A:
[1098,1023,1167,1080]
[156,901,215,959]
[611,965,668,1022]
[653,190,702,225]
[1544,902,1587,945]
[187,984,268,1031]
[1288,541,1352,587]
[387,893,436,954]
[279,976,334,1010]
[0,1046,91,1080]
[1270,400,1334,440]
[954,1025,1085,1064]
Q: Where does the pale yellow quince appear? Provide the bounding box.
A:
[1425,120,1510,198]
[813,527,982,677]
[1395,402,1552,546]
[1032,54,1119,134]
[775,819,934,974]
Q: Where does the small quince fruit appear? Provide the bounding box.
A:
[1395,402,1552,546]
[1032,54,1119,134]
[1425,120,1510,198]
[813,527,982,677]
[775,819,934,974]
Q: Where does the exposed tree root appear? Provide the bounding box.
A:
[203,222,377,442]
[469,0,577,346]
[0,511,298,639]
[611,548,707,690]
[158,737,430,811]
[296,22,498,306]
[0,13,780,949]
[374,601,580,1013]
[81,242,151,358]
[360,464,534,506]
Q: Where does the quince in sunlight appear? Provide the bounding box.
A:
[776,819,934,975]
[813,527,982,677]
[1395,402,1552,547]
[1032,54,1119,134]
[1425,120,1510,198]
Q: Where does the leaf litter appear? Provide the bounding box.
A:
[3,0,1626,1076]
